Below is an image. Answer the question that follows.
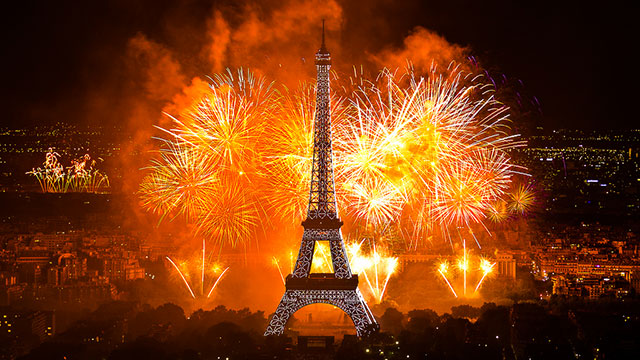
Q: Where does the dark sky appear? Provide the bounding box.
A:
[0,0,634,131]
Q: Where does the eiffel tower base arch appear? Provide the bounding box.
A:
[264,288,379,337]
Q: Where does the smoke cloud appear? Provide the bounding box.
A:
[101,0,494,312]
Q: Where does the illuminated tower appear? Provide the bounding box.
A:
[264,22,379,337]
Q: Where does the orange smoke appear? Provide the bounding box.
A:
[118,0,502,250]
[372,27,470,73]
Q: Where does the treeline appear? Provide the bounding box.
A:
[14,296,640,359]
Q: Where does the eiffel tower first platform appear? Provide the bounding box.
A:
[264,23,379,337]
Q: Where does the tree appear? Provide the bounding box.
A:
[380,307,404,335]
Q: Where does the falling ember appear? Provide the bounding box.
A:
[457,239,468,295]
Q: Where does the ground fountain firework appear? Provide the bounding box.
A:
[165,239,229,299]
[436,239,496,298]
[27,148,110,193]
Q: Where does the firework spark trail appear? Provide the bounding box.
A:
[166,256,196,299]
[202,239,205,295]
[347,240,398,303]
[458,239,468,295]
[474,258,496,293]
[206,266,230,298]
[166,240,229,299]
[378,257,397,301]
[438,262,458,298]
[272,256,286,285]
[436,243,496,297]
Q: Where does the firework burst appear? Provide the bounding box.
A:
[196,179,262,247]
[333,64,527,246]
[140,69,274,247]
[140,63,528,249]
[139,140,218,222]
[508,183,535,214]
[263,83,316,224]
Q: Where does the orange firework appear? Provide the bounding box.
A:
[140,64,528,249]
[263,83,316,224]
[508,183,535,214]
[140,69,273,247]
[488,199,509,223]
[333,64,527,246]
[140,140,218,222]
[196,178,262,247]
[431,149,512,226]
[167,69,274,174]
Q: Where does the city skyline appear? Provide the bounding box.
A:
[1,1,639,359]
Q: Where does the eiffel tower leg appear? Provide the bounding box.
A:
[341,288,379,336]
[292,236,315,278]
[264,291,298,336]
[329,236,352,279]
[264,289,379,337]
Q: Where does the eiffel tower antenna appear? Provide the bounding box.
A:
[321,19,326,49]
[265,22,379,337]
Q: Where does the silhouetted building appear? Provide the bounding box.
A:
[296,336,334,360]
[496,250,516,280]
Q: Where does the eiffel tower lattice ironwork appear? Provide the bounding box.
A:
[264,22,379,337]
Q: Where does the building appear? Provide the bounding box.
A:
[496,250,517,280]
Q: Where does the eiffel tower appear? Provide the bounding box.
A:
[264,22,379,337]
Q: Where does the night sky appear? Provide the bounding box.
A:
[0,0,634,131]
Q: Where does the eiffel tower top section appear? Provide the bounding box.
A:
[315,20,331,66]
[302,20,341,229]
